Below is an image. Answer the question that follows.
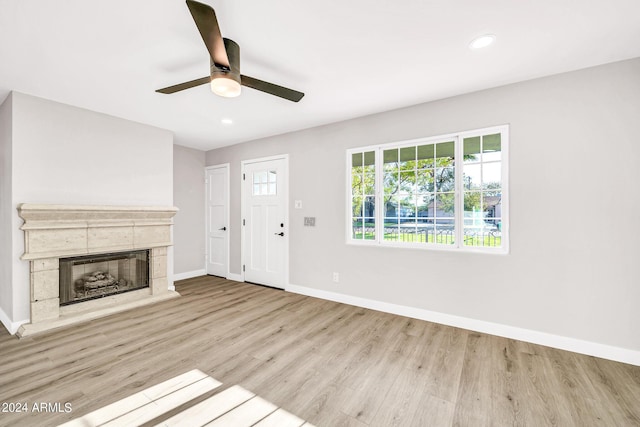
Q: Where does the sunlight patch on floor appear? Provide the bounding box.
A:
[58,369,313,427]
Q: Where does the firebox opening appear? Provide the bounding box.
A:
[59,250,150,306]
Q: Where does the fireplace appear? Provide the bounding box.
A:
[59,250,150,305]
[17,204,179,337]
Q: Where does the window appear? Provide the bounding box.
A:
[252,170,277,196]
[348,126,508,253]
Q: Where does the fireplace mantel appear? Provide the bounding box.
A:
[18,204,178,260]
[16,204,179,337]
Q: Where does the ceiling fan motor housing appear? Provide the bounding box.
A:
[211,38,241,86]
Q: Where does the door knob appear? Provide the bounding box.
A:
[219,226,227,231]
[274,232,284,236]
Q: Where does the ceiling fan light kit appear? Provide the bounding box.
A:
[156,0,304,102]
[211,76,241,97]
[210,38,241,97]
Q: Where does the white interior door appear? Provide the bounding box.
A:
[206,164,229,277]
[242,157,288,288]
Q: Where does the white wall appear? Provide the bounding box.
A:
[205,58,640,362]
[4,92,174,332]
[173,144,205,278]
[0,94,13,327]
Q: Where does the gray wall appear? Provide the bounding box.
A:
[0,94,13,323]
[2,92,174,332]
[173,144,206,275]
[206,58,640,352]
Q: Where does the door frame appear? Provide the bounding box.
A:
[205,163,230,278]
[240,154,289,287]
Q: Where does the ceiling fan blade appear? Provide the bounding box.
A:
[241,75,304,102]
[156,76,210,94]
[186,0,230,70]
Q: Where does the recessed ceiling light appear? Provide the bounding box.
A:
[469,34,496,50]
[221,118,233,125]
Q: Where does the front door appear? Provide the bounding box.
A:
[242,157,288,288]
[206,164,229,277]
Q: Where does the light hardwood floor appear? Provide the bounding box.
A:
[1,276,639,426]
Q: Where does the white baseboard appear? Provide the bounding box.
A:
[226,273,244,282]
[173,269,206,282]
[174,270,243,283]
[0,306,28,335]
[286,283,640,367]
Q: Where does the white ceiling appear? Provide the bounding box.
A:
[1,0,639,151]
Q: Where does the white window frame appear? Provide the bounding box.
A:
[346,125,509,254]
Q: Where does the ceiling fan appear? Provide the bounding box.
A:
[156,0,304,102]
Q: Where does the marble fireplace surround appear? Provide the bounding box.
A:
[16,204,180,337]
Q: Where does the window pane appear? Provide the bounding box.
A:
[482,162,501,189]
[352,152,363,167]
[483,193,502,219]
[398,221,426,243]
[364,196,375,218]
[363,151,375,166]
[352,218,363,239]
[435,141,455,165]
[363,217,375,240]
[435,193,455,217]
[398,195,416,219]
[416,170,434,193]
[400,146,416,170]
[482,133,502,162]
[435,167,455,192]
[464,191,482,219]
[363,152,375,174]
[352,173,363,194]
[254,171,268,184]
[416,194,431,218]
[417,144,435,169]
[399,219,418,242]
[464,224,501,247]
[384,218,399,241]
[463,164,481,190]
[420,223,436,244]
[383,148,398,166]
[363,172,375,195]
[384,197,398,217]
[384,171,398,194]
[399,170,416,194]
[434,223,455,245]
[352,196,363,217]
[463,136,481,163]
[351,149,364,200]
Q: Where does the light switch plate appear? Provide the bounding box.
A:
[294,200,303,209]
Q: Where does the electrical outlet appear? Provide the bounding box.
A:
[304,217,316,226]
[332,272,339,283]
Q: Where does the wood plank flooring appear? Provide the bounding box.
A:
[0,276,639,426]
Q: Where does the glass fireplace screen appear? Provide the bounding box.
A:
[59,250,150,305]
